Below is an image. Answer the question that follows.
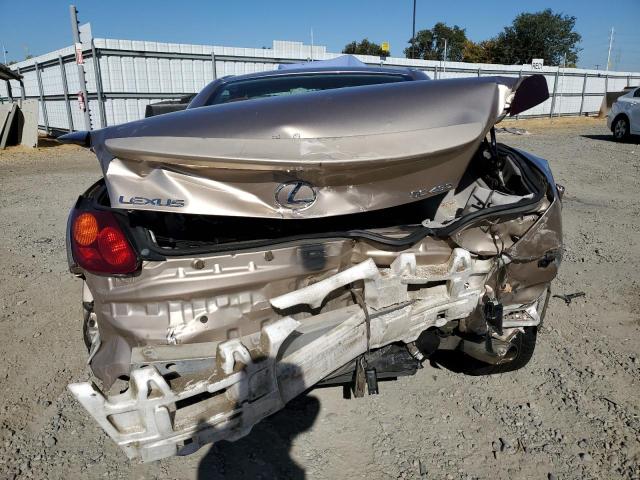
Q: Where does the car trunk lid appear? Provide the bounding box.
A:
[60,75,548,219]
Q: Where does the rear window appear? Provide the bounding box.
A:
[207,73,409,105]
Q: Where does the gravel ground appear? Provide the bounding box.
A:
[0,117,638,480]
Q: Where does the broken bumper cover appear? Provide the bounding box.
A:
[69,316,304,462]
[68,249,543,462]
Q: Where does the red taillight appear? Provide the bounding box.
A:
[98,227,136,267]
[70,210,138,274]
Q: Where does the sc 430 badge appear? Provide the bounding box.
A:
[118,196,185,208]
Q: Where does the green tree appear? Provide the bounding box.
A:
[461,39,503,64]
[462,40,487,63]
[342,39,386,56]
[492,9,581,66]
[404,23,468,61]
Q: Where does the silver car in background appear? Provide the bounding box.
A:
[608,86,640,140]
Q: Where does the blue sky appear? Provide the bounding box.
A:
[1,0,639,71]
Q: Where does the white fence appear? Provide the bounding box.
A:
[1,38,639,133]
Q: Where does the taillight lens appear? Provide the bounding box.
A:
[70,210,138,274]
[73,212,99,246]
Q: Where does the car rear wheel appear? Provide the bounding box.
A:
[613,116,630,141]
[429,327,539,376]
[459,327,538,375]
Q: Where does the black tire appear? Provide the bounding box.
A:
[459,327,538,376]
[612,116,630,141]
[82,302,95,351]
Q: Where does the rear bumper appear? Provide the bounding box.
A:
[70,249,499,461]
[70,316,305,462]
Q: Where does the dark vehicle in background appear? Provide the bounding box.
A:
[60,60,561,462]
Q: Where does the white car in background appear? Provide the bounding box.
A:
[608,87,640,140]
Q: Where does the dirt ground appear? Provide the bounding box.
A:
[0,117,639,480]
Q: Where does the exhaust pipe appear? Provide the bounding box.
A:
[460,337,517,365]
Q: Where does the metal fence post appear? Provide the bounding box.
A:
[516,69,523,120]
[16,66,25,101]
[477,67,481,78]
[211,52,217,80]
[58,56,74,132]
[549,67,560,118]
[579,72,588,116]
[70,5,92,130]
[6,80,13,102]
[34,61,50,134]
[91,39,107,128]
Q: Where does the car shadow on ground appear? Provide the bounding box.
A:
[581,134,640,144]
[428,350,472,374]
[197,393,321,479]
[428,350,503,376]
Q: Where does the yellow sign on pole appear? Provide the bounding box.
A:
[381,42,390,54]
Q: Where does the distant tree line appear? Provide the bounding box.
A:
[343,9,581,67]
[343,39,388,57]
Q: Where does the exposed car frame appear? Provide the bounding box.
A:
[61,64,561,462]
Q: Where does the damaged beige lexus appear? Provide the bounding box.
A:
[59,61,562,462]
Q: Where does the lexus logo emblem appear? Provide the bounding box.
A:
[275,181,317,210]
